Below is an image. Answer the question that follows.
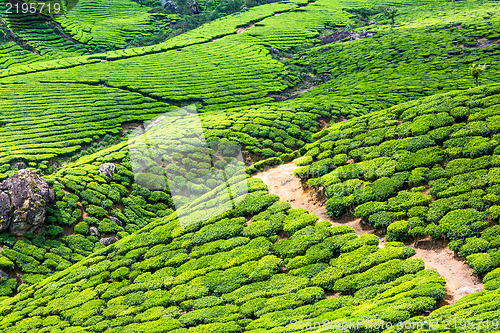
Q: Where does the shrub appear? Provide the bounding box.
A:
[409,167,429,186]
[482,225,500,248]
[467,252,496,275]
[243,218,282,238]
[0,278,17,296]
[295,156,312,166]
[448,239,465,253]
[98,218,122,234]
[387,191,432,212]
[333,259,404,294]
[484,268,500,283]
[425,223,443,241]
[395,147,443,172]
[0,233,16,246]
[283,210,317,236]
[489,168,500,185]
[359,234,379,246]
[371,177,400,201]
[409,226,426,242]
[401,258,425,274]
[0,256,14,270]
[111,267,130,280]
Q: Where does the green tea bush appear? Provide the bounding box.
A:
[438,209,488,240]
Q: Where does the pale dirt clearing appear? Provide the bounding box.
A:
[253,161,484,304]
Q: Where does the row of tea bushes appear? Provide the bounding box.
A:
[0,81,334,171]
[0,39,291,110]
[0,82,177,167]
[0,42,49,70]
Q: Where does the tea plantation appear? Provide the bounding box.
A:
[0,0,499,330]
[0,176,450,332]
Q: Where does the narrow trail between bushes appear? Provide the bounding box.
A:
[253,160,484,305]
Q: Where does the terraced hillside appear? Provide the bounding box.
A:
[0,177,450,332]
[0,0,499,331]
[0,0,498,175]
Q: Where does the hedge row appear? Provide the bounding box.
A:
[297,86,500,275]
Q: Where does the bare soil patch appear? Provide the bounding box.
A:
[237,24,254,34]
[253,161,484,304]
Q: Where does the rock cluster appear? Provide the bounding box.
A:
[320,31,377,45]
[0,169,54,235]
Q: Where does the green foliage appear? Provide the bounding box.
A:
[298,87,500,273]
[387,220,410,242]
[74,222,89,235]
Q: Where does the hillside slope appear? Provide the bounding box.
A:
[0,176,449,332]
[296,85,500,279]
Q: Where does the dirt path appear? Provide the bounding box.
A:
[253,161,484,304]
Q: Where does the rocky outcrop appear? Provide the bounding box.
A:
[99,163,116,179]
[100,236,119,246]
[12,162,26,170]
[0,269,9,280]
[0,169,54,236]
[189,0,200,14]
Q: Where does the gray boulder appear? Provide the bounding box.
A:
[100,236,119,246]
[109,216,123,227]
[0,169,54,235]
[189,0,200,14]
[13,162,26,170]
[99,163,116,179]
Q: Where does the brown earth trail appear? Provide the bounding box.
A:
[253,161,484,304]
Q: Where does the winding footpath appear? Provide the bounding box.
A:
[253,161,484,305]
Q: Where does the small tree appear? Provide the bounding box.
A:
[383,6,398,45]
[468,64,487,87]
